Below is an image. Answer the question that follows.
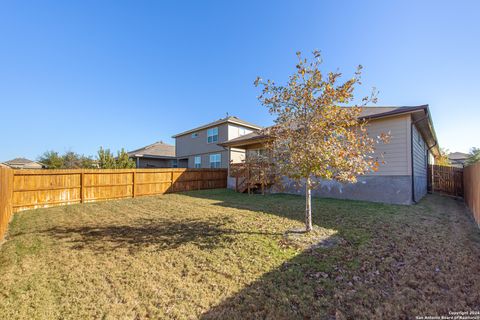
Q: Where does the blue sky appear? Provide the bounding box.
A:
[0,0,479,161]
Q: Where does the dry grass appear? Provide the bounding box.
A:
[0,189,479,319]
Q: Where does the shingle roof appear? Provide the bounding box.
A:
[359,105,428,119]
[220,105,432,147]
[127,141,175,158]
[448,152,469,161]
[172,116,262,138]
[4,157,37,165]
[2,158,45,169]
[221,131,266,145]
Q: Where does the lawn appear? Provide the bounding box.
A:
[0,189,479,319]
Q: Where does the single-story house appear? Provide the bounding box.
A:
[448,152,469,168]
[219,105,440,205]
[2,158,46,169]
[127,141,177,168]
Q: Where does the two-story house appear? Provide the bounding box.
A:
[172,116,262,169]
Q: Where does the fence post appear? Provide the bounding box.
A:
[132,170,136,198]
[171,170,174,192]
[80,171,85,203]
[0,165,14,242]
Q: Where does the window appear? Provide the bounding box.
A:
[191,132,199,138]
[194,155,201,168]
[247,149,266,157]
[209,154,221,168]
[238,127,246,136]
[207,127,218,143]
[172,159,178,168]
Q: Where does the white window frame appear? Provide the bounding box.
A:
[194,155,201,168]
[209,153,221,168]
[207,127,218,144]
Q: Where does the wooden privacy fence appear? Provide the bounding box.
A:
[464,162,480,226]
[429,165,464,197]
[0,165,14,242]
[0,167,227,241]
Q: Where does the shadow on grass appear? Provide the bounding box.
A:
[179,189,385,318]
[181,189,479,319]
[199,234,353,320]
[44,217,282,253]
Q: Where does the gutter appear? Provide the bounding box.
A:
[426,140,438,194]
[359,105,429,121]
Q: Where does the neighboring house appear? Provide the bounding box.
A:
[127,141,176,168]
[172,116,262,169]
[448,152,469,168]
[220,105,440,205]
[2,158,46,169]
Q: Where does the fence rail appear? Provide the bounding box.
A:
[0,167,227,241]
[464,162,480,226]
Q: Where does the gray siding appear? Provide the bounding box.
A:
[175,123,229,158]
[176,122,254,168]
[412,124,428,201]
[135,158,173,168]
[186,150,229,168]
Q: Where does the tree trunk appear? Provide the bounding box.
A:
[305,177,313,232]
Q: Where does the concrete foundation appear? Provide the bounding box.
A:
[277,175,413,205]
[227,174,415,205]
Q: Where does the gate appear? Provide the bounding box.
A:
[428,165,464,197]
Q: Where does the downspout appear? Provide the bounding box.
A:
[426,141,438,193]
[410,115,429,204]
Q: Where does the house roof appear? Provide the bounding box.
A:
[448,152,469,161]
[127,141,176,159]
[219,105,440,156]
[3,157,37,165]
[2,158,45,169]
[358,105,429,119]
[172,116,262,138]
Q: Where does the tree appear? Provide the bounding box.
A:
[97,147,117,169]
[97,147,136,169]
[38,150,97,169]
[80,156,97,169]
[63,151,84,169]
[254,51,389,232]
[435,148,451,166]
[38,151,64,169]
[116,148,136,169]
[466,147,480,165]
